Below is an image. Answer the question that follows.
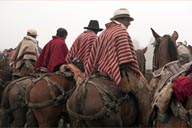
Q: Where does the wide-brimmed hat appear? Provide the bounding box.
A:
[110,8,134,21]
[84,20,103,31]
[27,29,38,36]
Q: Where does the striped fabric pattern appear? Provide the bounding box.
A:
[66,30,97,68]
[85,22,140,85]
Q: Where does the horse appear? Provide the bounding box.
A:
[148,60,192,127]
[0,51,13,82]
[151,28,178,72]
[136,47,147,76]
[153,97,192,127]
[67,70,153,127]
[0,75,39,127]
[26,66,76,127]
[0,52,13,104]
[177,41,192,65]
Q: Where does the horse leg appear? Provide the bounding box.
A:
[0,109,13,127]
[0,85,13,127]
[104,113,122,127]
[11,107,28,127]
[32,107,62,127]
[120,95,138,127]
[25,108,39,127]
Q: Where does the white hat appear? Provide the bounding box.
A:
[110,8,134,21]
[27,29,38,36]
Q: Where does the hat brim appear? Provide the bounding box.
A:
[110,14,134,21]
[84,27,103,31]
[29,34,38,36]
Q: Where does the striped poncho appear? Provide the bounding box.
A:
[85,22,140,85]
[66,30,97,68]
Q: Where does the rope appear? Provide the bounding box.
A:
[67,77,130,121]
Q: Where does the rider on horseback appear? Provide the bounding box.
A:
[34,28,68,73]
[11,29,39,80]
[66,20,103,84]
[85,8,143,93]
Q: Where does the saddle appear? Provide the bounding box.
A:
[152,60,188,92]
[150,61,192,125]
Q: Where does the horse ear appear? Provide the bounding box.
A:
[171,31,179,42]
[184,40,188,45]
[150,28,161,40]
[142,47,148,54]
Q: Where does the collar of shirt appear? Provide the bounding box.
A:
[24,35,38,45]
[84,29,95,33]
[113,20,127,30]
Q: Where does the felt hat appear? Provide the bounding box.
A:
[27,29,38,36]
[110,8,134,21]
[84,20,103,31]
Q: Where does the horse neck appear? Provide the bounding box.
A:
[136,50,146,76]
[186,95,192,110]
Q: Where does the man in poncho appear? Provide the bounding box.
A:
[34,28,68,72]
[66,20,103,82]
[11,29,39,79]
[85,8,144,93]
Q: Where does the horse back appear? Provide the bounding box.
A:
[68,77,117,115]
[67,75,138,127]
[27,73,75,127]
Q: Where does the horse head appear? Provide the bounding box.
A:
[151,28,178,71]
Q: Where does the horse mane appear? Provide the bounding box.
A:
[166,35,178,61]
[152,39,160,71]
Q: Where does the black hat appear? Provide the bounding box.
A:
[84,20,103,31]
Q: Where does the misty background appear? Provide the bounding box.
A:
[0,1,192,69]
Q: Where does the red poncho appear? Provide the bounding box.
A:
[85,22,140,85]
[34,36,68,72]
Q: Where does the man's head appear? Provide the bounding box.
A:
[27,29,38,38]
[56,28,68,39]
[110,8,134,29]
[84,20,103,34]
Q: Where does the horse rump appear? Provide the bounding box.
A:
[67,74,138,127]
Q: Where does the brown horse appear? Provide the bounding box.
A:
[0,52,13,104]
[151,28,178,71]
[27,67,76,127]
[148,60,192,127]
[67,71,153,127]
[0,75,38,127]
